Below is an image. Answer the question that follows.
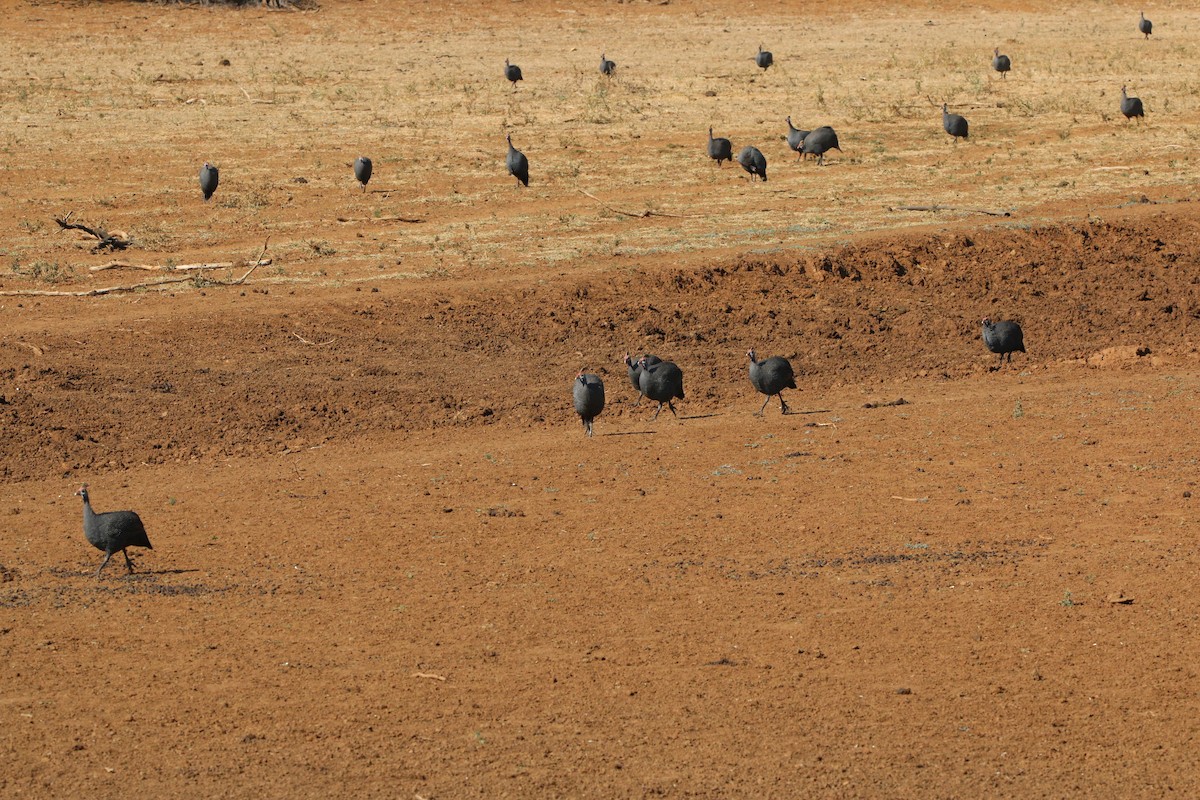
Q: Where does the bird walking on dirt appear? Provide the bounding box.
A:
[992,48,1011,79]
[505,59,523,88]
[755,45,773,71]
[747,349,797,415]
[573,371,605,436]
[638,357,685,420]
[942,104,969,142]
[1120,86,1145,122]
[199,162,219,201]
[600,53,616,76]
[506,134,529,187]
[353,156,372,192]
[708,127,733,167]
[736,146,768,182]
[981,318,1026,368]
[1139,11,1152,39]
[76,484,153,578]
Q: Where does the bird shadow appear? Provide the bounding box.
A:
[785,408,833,415]
[679,413,722,420]
[600,430,657,437]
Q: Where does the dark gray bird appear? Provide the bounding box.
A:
[76,484,153,578]
[1120,86,1144,122]
[755,45,773,70]
[353,156,372,192]
[638,357,685,420]
[981,318,1026,367]
[942,104,969,142]
[786,117,811,160]
[505,59,523,87]
[992,48,1011,79]
[800,126,841,165]
[747,349,797,415]
[708,127,733,166]
[623,352,662,404]
[199,162,219,201]
[573,371,605,436]
[600,53,616,76]
[506,134,529,187]
[1139,11,1152,39]
[736,146,768,182]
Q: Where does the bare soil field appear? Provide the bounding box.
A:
[3,0,1200,797]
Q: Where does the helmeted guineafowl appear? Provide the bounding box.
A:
[638,357,684,420]
[801,126,841,165]
[600,53,616,76]
[505,59,523,87]
[76,484,153,578]
[199,162,219,202]
[786,117,811,160]
[755,45,773,70]
[708,127,733,166]
[623,352,662,404]
[747,349,797,415]
[1120,86,1144,122]
[353,156,372,192]
[1139,11,1152,39]
[506,134,529,187]
[736,146,768,182]
[981,318,1026,367]
[942,104,969,142]
[992,48,1011,79]
[573,371,605,436]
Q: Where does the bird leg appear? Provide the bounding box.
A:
[756,395,771,416]
[651,402,663,421]
[779,394,791,415]
[122,549,137,573]
[95,552,113,578]
[667,400,678,418]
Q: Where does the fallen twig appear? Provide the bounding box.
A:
[0,238,270,297]
[240,86,274,105]
[576,188,703,219]
[888,205,1010,218]
[336,214,424,224]
[55,213,131,251]
[863,398,911,409]
[412,672,446,682]
[292,332,335,346]
[91,258,272,272]
[891,496,929,503]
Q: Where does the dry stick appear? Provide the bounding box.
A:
[891,496,929,503]
[240,86,274,105]
[54,214,130,251]
[292,332,335,346]
[0,238,271,297]
[888,205,1011,218]
[411,672,447,681]
[576,188,703,219]
[336,214,424,224]
[90,258,273,272]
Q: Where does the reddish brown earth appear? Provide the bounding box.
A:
[3,1,1200,797]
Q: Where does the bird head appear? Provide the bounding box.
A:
[747,348,757,362]
[622,352,632,366]
[981,317,992,326]
[75,484,89,498]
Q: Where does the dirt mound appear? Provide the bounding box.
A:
[4,206,1198,482]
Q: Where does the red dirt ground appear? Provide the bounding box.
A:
[3,1,1200,797]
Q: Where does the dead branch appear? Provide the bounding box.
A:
[336,214,424,224]
[863,398,911,409]
[888,205,1010,218]
[292,332,335,346]
[54,213,131,251]
[411,672,446,681]
[90,258,272,272]
[576,188,703,219]
[0,238,270,297]
[240,86,274,104]
[891,496,929,503]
